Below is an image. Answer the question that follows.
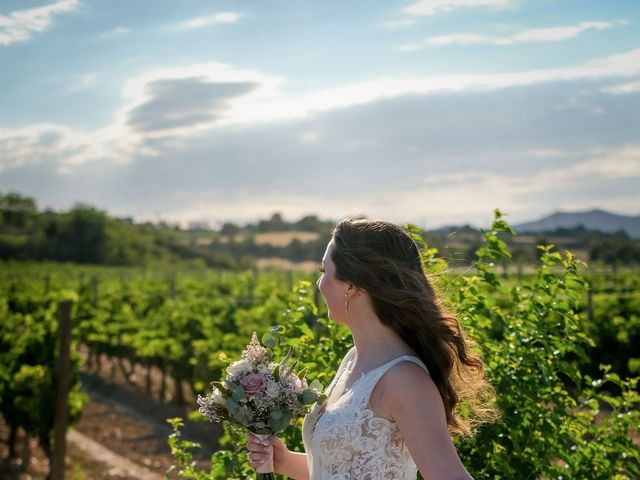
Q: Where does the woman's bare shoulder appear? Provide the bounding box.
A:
[373,359,437,421]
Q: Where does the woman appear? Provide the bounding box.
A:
[246,217,499,479]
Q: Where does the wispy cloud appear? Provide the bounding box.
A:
[385,19,416,28]
[601,79,640,94]
[0,0,79,47]
[422,145,640,190]
[512,21,613,42]
[175,12,239,30]
[425,33,504,46]
[403,0,513,17]
[415,21,614,49]
[96,26,129,40]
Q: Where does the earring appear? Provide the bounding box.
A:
[345,291,350,318]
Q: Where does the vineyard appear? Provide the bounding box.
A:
[1,212,639,479]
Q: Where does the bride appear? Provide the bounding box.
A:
[246,217,499,479]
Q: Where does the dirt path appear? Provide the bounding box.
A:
[67,429,161,480]
[72,379,219,478]
[0,415,143,480]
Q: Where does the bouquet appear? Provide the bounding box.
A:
[197,328,325,479]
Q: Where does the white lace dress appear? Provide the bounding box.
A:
[301,346,430,479]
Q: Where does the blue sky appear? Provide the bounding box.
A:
[1,0,639,229]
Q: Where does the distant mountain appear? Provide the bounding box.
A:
[513,209,640,239]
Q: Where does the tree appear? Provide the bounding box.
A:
[0,192,38,232]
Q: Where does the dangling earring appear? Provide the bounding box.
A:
[344,291,350,319]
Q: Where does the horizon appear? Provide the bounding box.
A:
[9,191,638,232]
[1,0,639,228]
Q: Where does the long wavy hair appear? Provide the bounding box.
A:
[330,217,500,438]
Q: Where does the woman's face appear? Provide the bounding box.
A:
[317,240,349,323]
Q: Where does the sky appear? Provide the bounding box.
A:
[1,0,639,230]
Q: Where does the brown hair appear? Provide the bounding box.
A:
[330,217,499,437]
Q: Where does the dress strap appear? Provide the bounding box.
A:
[325,346,356,395]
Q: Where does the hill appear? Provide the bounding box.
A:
[513,209,640,239]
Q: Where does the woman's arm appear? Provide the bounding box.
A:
[277,451,309,480]
[246,432,309,480]
[380,362,474,480]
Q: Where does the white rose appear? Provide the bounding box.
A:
[226,359,252,376]
[211,387,226,405]
[266,382,280,398]
[257,364,269,374]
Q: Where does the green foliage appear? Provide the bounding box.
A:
[0,292,87,456]
[579,269,640,379]
[446,210,639,478]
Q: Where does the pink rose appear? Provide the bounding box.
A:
[290,375,306,392]
[240,373,267,396]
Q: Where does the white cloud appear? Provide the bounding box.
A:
[0,123,126,175]
[425,33,503,46]
[421,21,613,48]
[0,0,79,46]
[601,79,640,94]
[403,0,512,17]
[96,26,129,40]
[177,12,239,30]
[299,132,321,144]
[512,21,611,42]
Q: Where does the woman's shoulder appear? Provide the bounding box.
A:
[376,354,430,388]
[382,359,438,404]
[371,357,435,422]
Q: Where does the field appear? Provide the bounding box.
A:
[215,231,321,246]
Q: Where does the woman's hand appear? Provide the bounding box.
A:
[246,432,290,474]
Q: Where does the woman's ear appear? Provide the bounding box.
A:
[351,283,367,296]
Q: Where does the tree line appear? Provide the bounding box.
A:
[2,191,639,268]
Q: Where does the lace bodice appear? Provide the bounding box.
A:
[301,346,430,479]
